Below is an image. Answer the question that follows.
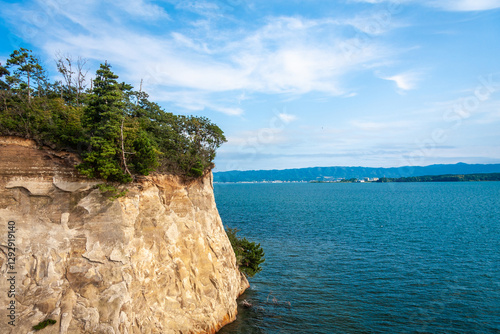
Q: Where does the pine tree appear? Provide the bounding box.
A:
[79,62,131,182]
[0,63,9,90]
[5,48,45,100]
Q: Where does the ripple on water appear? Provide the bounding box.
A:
[216,182,500,334]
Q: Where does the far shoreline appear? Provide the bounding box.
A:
[214,173,500,184]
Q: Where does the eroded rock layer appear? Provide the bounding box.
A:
[0,136,248,334]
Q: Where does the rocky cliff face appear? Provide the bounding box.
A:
[0,136,248,334]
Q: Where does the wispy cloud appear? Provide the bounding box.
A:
[1,0,498,171]
[171,0,222,17]
[150,90,245,116]
[0,1,399,115]
[352,0,500,11]
[278,113,298,123]
[118,0,170,19]
[224,128,292,146]
[379,71,423,92]
[427,0,500,12]
[351,120,414,131]
[348,0,410,4]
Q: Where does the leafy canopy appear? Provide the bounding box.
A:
[0,48,226,181]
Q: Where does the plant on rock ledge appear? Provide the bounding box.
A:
[225,227,265,277]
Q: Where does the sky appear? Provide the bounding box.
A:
[1,0,500,171]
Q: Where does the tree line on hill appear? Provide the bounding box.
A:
[214,164,500,183]
[0,48,226,182]
[376,173,500,183]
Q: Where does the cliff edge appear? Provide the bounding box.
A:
[0,136,249,334]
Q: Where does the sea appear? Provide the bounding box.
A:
[214,182,500,334]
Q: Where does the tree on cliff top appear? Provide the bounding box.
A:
[0,64,9,90]
[0,48,226,181]
[78,62,129,181]
[78,63,159,182]
[5,48,47,101]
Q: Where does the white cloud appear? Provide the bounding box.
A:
[111,0,170,19]
[1,2,398,115]
[171,33,211,53]
[427,0,500,11]
[349,0,405,3]
[173,0,221,17]
[344,13,409,36]
[225,128,289,146]
[379,71,422,91]
[150,90,244,116]
[352,0,500,11]
[351,120,414,131]
[278,113,297,123]
[474,110,500,124]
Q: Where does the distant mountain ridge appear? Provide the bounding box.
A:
[213,163,500,183]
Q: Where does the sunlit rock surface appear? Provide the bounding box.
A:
[0,136,249,334]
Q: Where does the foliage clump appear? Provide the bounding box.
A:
[225,227,265,277]
[96,183,128,200]
[33,319,57,331]
[0,48,226,182]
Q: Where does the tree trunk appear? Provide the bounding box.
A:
[27,71,31,102]
[121,118,132,177]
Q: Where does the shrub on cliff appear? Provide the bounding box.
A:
[33,319,57,331]
[0,48,226,181]
[226,227,265,277]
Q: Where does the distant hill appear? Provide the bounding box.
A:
[377,173,500,183]
[213,163,500,183]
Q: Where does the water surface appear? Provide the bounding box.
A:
[215,182,500,334]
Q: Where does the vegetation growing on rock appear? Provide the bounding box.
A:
[33,319,57,331]
[225,227,265,277]
[0,48,226,181]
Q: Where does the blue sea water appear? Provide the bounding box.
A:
[214,182,500,334]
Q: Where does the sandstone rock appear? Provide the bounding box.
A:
[0,136,248,333]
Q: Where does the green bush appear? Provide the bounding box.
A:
[225,227,265,277]
[33,319,57,331]
[96,184,128,200]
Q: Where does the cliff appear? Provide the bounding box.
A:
[0,136,249,334]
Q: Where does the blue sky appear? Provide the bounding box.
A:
[1,0,500,171]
